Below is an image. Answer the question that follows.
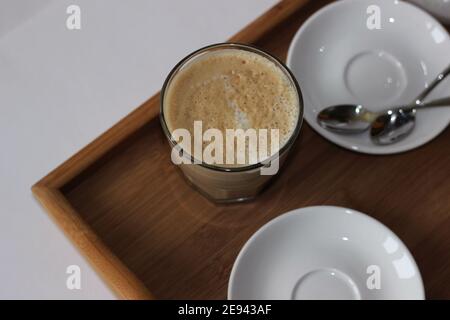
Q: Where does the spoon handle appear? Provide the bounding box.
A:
[414,64,450,105]
[414,96,450,109]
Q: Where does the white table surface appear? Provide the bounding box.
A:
[0,0,277,299]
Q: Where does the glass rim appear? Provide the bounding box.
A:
[159,42,304,173]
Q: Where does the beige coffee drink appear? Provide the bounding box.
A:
[160,44,302,202]
[164,48,299,165]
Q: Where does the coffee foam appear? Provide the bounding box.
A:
[164,48,299,166]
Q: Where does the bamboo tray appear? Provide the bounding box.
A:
[32,0,450,299]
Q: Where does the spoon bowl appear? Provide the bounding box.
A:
[370,108,416,145]
[369,96,450,145]
[317,104,377,133]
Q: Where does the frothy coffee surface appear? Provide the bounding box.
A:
[164,48,299,165]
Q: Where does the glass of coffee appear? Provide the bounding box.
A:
[160,43,303,203]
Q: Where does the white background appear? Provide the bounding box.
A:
[0,0,277,299]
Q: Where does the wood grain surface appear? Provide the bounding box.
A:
[33,0,450,299]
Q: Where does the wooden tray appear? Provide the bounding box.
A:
[32,0,450,299]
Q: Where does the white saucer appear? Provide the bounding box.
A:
[228,206,424,300]
[287,0,450,154]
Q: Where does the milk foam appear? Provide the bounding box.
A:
[164,48,299,165]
